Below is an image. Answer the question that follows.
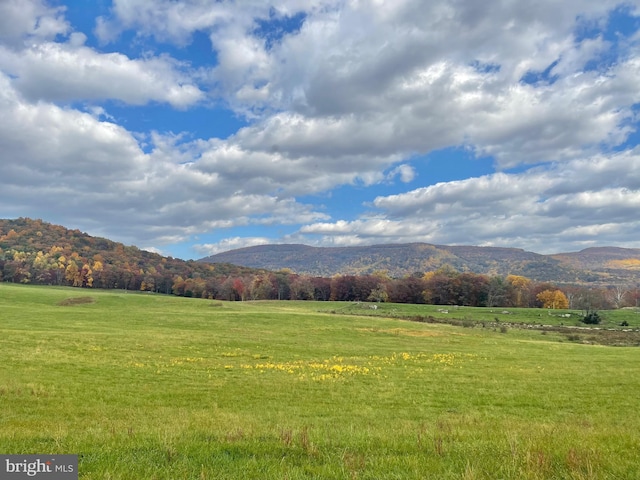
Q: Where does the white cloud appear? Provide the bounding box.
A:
[297,149,640,253]
[0,0,69,45]
[0,0,206,110]
[96,1,638,169]
[386,164,417,183]
[0,42,204,108]
[0,70,327,246]
[1,0,639,256]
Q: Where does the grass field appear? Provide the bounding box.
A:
[2,283,640,479]
[321,301,640,328]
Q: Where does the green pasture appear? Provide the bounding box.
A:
[1,283,640,479]
[321,301,640,328]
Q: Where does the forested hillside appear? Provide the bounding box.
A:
[200,243,593,282]
[552,247,640,276]
[0,218,261,296]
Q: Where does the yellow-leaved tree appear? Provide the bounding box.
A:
[536,289,569,309]
[506,274,531,307]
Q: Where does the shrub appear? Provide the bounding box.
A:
[582,310,601,325]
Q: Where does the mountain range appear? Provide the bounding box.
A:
[200,243,640,284]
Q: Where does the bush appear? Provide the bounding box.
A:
[582,310,601,325]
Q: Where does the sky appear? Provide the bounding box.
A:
[1,0,640,260]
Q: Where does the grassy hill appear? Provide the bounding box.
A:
[2,283,640,478]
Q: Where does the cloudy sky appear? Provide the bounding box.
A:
[1,0,639,259]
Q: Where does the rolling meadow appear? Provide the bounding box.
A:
[1,283,640,479]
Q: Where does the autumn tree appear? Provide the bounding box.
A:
[310,276,332,301]
[233,277,247,301]
[353,275,382,302]
[172,275,186,296]
[217,277,237,301]
[454,273,489,306]
[536,289,569,309]
[486,276,511,307]
[571,286,611,312]
[55,254,67,285]
[65,260,81,287]
[506,275,531,307]
[184,277,206,298]
[80,263,93,287]
[628,287,640,308]
[289,275,315,300]
[272,271,293,300]
[607,285,630,309]
[367,284,389,303]
[330,275,357,301]
[422,269,456,305]
[92,260,104,288]
[249,274,275,300]
[4,250,31,283]
[389,275,426,304]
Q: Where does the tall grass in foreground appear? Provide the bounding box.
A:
[1,283,640,479]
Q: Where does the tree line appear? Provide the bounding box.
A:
[178,267,637,311]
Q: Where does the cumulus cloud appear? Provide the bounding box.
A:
[0,43,204,107]
[0,0,639,256]
[0,0,205,109]
[98,1,639,166]
[0,69,327,246]
[88,3,638,133]
[298,149,640,253]
[0,41,204,108]
[387,165,416,183]
[0,0,69,45]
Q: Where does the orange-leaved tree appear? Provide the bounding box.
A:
[536,289,569,309]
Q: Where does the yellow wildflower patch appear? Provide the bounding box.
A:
[127,349,477,381]
[235,352,476,381]
[240,357,373,381]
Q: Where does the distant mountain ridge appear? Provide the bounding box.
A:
[551,247,640,271]
[199,243,640,283]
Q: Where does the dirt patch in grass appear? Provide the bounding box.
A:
[57,297,95,306]
[357,327,440,337]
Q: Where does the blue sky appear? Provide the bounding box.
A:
[1,1,639,259]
